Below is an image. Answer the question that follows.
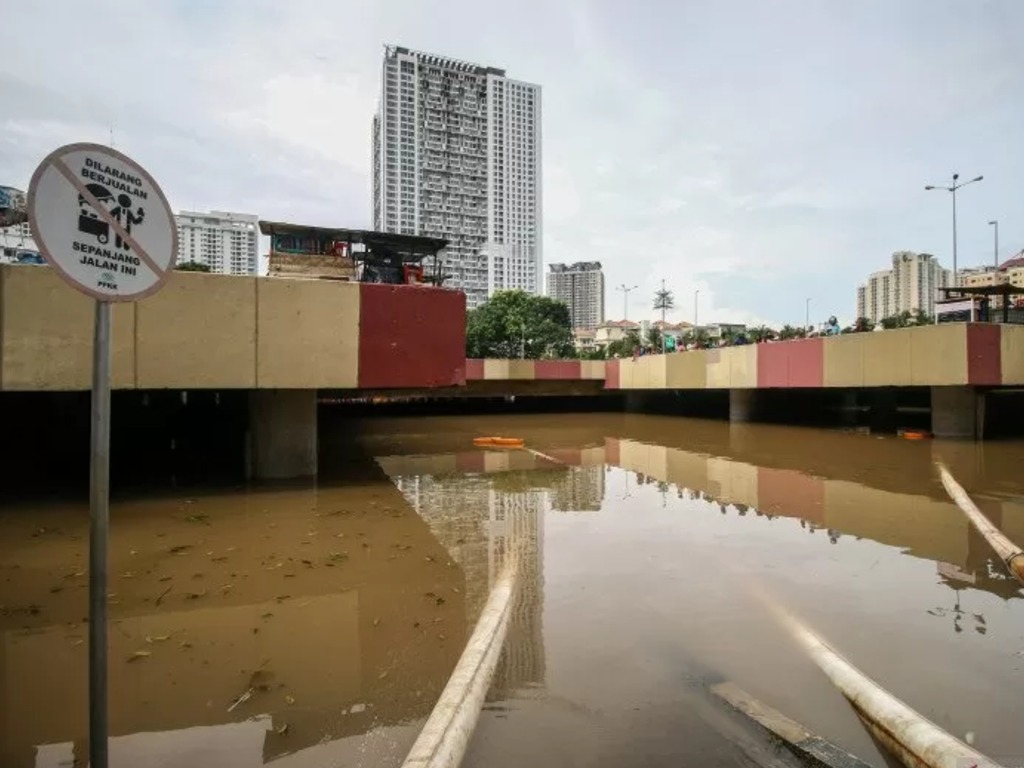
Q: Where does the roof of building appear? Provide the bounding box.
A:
[259,221,448,256]
[549,261,602,272]
[573,328,596,338]
[653,320,692,330]
[598,319,640,329]
[1000,250,1024,270]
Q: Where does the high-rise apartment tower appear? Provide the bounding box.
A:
[372,45,541,308]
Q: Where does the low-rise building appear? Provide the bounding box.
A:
[594,319,640,348]
[572,328,597,352]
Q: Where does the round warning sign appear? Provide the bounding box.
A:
[27,142,177,302]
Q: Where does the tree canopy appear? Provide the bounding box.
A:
[175,261,211,272]
[466,290,574,359]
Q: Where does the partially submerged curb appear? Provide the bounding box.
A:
[402,566,518,768]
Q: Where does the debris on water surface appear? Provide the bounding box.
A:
[276,723,289,735]
[435,597,445,606]
[146,635,171,643]
[378,671,389,680]
[155,586,172,606]
[169,545,191,555]
[127,650,152,662]
[285,695,296,705]
[373,618,380,627]
[185,514,210,525]
[349,703,367,714]
[227,687,253,712]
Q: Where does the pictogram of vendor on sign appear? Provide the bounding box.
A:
[77,185,145,250]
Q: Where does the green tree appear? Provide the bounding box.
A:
[175,260,211,272]
[778,324,806,340]
[853,316,872,332]
[645,327,663,351]
[748,325,777,343]
[681,328,711,349]
[880,310,923,330]
[578,346,606,360]
[466,290,573,359]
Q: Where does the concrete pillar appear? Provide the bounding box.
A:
[931,386,985,440]
[729,389,760,423]
[248,390,318,479]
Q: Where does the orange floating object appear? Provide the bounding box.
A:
[901,429,932,440]
[472,436,525,448]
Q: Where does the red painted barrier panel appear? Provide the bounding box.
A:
[535,360,582,380]
[358,284,466,389]
[465,359,485,380]
[757,338,823,388]
[605,359,620,389]
[604,437,620,466]
[966,324,1002,385]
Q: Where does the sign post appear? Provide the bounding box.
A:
[27,143,176,768]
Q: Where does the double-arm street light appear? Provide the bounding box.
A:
[924,172,983,285]
[616,284,637,321]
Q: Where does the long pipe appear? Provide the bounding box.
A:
[936,462,1024,586]
[402,566,517,768]
[760,593,1004,768]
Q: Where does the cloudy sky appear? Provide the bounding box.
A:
[2,0,1022,326]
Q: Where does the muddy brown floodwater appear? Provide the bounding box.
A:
[2,412,1023,768]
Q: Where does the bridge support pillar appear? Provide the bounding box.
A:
[931,386,985,440]
[248,390,318,479]
[729,389,761,423]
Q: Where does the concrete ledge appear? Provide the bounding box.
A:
[711,682,874,768]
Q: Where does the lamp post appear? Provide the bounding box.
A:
[989,219,999,270]
[694,289,700,327]
[925,172,983,285]
[805,297,811,333]
[616,283,637,320]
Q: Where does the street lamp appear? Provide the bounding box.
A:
[805,297,811,332]
[989,219,999,270]
[694,289,700,327]
[616,284,637,320]
[925,172,983,285]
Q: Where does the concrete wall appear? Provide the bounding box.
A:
[0,266,465,391]
[606,324,1017,391]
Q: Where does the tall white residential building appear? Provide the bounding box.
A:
[856,251,950,324]
[372,45,542,308]
[546,262,604,329]
[175,210,259,276]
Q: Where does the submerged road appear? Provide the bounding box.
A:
[1,413,1022,767]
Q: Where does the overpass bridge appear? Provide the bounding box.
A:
[2,264,1023,479]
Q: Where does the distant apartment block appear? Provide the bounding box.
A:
[856,251,950,324]
[175,210,259,276]
[372,45,542,308]
[957,252,1024,307]
[546,262,604,329]
[0,221,39,263]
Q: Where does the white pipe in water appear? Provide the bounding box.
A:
[402,566,517,768]
[936,462,1024,586]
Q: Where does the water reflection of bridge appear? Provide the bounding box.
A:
[375,428,1024,603]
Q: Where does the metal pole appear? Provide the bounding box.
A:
[694,289,699,327]
[89,300,112,768]
[951,183,958,285]
[660,279,666,354]
[992,220,999,270]
[805,297,811,331]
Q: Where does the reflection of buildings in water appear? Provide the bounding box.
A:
[487,488,545,691]
[390,472,546,693]
[549,465,605,512]
[385,473,544,696]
